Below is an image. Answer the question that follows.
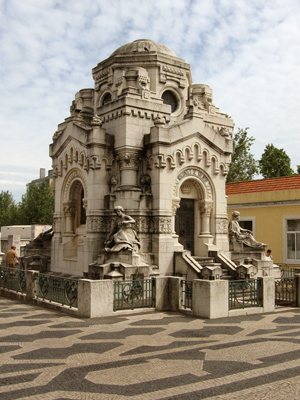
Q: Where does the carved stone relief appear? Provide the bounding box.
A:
[216,219,228,234]
[86,217,108,233]
[152,217,172,234]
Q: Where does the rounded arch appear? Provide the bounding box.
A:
[174,167,214,200]
[62,168,88,204]
[173,167,216,255]
[211,155,220,174]
[101,91,112,105]
[62,169,88,233]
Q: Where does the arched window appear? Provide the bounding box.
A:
[80,188,86,225]
[161,90,178,112]
[102,92,112,105]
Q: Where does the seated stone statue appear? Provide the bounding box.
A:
[228,211,267,248]
[104,206,140,252]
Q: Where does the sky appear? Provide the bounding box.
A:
[0,0,299,202]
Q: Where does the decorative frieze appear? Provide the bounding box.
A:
[152,217,172,234]
[162,65,184,76]
[216,219,228,234]
[87,217,108,233]
[135,216,151,233]
[52,217,62,233]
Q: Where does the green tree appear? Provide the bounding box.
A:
[259,144,294,178]
[18,182,54,225]
[297,165,300,174]
[0,191,19,227]
[227,127,259,182]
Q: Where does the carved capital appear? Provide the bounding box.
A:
[199,200,213,215]
[172,197,181,216]
[117,152,140,170]
[63,201,76,215]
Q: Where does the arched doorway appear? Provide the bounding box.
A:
[63,181,86,234]
[174,168,214,256]
[175,198,195,254]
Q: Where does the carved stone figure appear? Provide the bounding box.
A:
[31,227,54,246]
[91,115,103,126]
[140,174,151,194]
[104,206,140,252]
[228,211,267,248]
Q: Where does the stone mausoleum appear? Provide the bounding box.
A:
[48,39,238,280]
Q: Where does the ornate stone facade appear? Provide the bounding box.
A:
[49,39,234,277]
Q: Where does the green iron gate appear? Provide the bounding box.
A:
[114,279,154,311]
[229,279,262,310]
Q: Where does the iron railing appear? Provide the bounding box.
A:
[181,280,193,310]
[0,265,26,294]
[229,279,262,310]
[277,264,299,281]
[113,279,154,311]
[275,278,297,306]
[35,273,78,308]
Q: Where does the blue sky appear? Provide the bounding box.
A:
[0,0,299,201]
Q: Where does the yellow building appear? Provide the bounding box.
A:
[226,175,300,266]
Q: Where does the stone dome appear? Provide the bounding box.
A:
[110,39,177,57]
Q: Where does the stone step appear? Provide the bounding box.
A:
[193,257,215,264]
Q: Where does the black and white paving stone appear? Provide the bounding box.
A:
[0,297,300,399]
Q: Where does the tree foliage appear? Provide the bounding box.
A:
[0,191,18,227]
[227,127,259,183]
[259,144,294,178]
[18,182,54,225]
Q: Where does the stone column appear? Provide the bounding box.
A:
[63,201,76,234]
[171,197,181,236]
[199,200,213,235]
[117,151,140,187]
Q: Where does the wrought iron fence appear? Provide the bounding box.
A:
[114,279,154,311]
[0,265,26,294]
[275,278,296,306]
[181,280,193,310]
[35,273,78,308]
[277,264,299,281]
[229,279,262,310]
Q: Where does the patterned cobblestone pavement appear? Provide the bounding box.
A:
[1,297,300,399]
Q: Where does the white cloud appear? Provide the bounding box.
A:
[0,0,299,200]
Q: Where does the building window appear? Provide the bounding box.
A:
[287,219,300,261]
[161,90,178,112]
[102,92,112,105]
[239,220,253,231]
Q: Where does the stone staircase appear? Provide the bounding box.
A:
[192,256,235,280]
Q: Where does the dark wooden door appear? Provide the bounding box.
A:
[175,199,195,255]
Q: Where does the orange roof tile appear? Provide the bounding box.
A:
[226,175,300,195]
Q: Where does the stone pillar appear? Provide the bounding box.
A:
[261,276,275,313]
[199,200,213,236]
[117,151,140,187]
[26,270,38,301]
[171,197,181,236]
[78,279,114,318]
[154,277,181,311]
[63,201,76,234]
[296,274,300,308]
[192,279,228,319]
